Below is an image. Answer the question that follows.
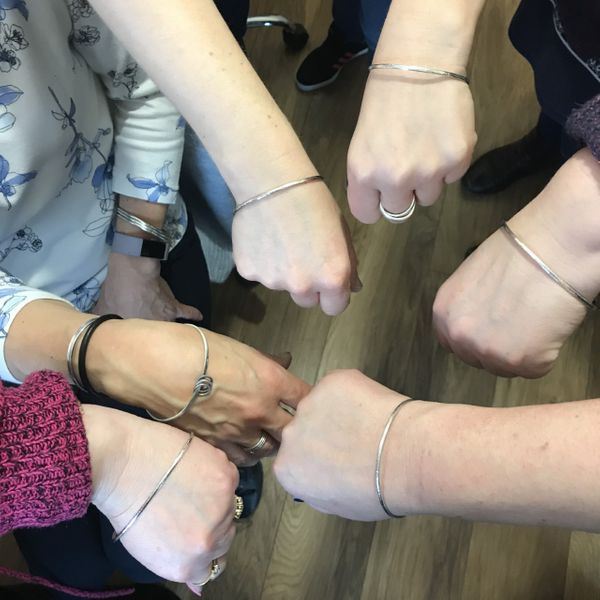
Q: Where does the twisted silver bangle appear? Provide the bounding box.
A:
[113,432,194,542]
[146,325,214,423]
[233,175,324,215]
[115,207,170,244]
[66,317,98,388]
[368,63,469,84]
[375,399,416,519]
[500,222,598,311]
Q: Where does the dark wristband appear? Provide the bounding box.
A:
[77,314,123,397]
[111,231,169,261]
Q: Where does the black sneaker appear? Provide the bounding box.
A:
[295,26,368,92]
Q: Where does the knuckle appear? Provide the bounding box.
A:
[289,279,313,297]
[321,265,350,292]
[446,316,476,346]
[235,263,257,283]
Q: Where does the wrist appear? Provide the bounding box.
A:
[116,195,167,238]
[107,248,161,277]
[381,399,437,517]
[81,404,129,508]
[509,149,600,301]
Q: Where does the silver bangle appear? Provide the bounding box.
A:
[115,207,170,244]
[113,432,194,542]
[233,175,324,215]
[375,399,416,519]
[500,222,598,311]
[368,63,469,84]
[66,317,98,388]
[146,325,214,423]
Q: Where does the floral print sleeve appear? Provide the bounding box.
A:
[66,0,184,204]
[0,268,71,383]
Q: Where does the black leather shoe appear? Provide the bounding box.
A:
[236,462,263,518]
[462,128,561,194]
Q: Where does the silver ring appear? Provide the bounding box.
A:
[379,194,417,223]
[245,432,268,455]
[191,558,223,587]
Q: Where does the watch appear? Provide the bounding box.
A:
[110,231,169,261]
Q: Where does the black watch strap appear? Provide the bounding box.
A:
[111,231,169,261]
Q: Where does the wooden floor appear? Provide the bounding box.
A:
[2,0,599,598]
[173,1,600,599]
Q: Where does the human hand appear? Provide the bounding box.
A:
[94,252,202,321]
[347,72,476,223]
[83,405,238,595]
[275,370,420,521]
[87,320,311,465]
[433,149,600,377]
[232,181,361,315]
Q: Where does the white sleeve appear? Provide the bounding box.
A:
[67,2,184,204]
[0,269,72,383]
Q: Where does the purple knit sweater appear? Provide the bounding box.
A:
[0,373,134,598]
[0,371,92,536]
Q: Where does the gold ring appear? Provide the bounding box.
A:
[191,558,223,587]
[234,495,244,520]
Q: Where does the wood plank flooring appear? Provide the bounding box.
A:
[2,0,598,598]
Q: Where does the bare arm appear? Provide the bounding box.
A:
[87,0,357,315]
[87,0,316,201]
[396,397,600,531]
[276,370,600,532]
[348,0,487,223]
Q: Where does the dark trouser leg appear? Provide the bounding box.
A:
[15,213,211,599]
[331,0,366,46]
[358,0,391,55]
[213,0,250,43]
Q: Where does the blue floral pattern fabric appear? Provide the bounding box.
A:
[0,0,185,382]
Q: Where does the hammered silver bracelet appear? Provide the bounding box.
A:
[500,222,598,311]
[113,432,194,542]
[375,398,416,519]
[368,63,469,84]
[233,175,323,215]
[146,325,214,423]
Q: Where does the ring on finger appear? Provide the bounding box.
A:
[379,193,417,223]
[233,495,244,521]
[191,558,224,587]
[244,432,268,455]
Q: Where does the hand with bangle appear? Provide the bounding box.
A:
[94,196,203,322]
[59,312,311,466]
[347,59,476,224]
[232,172,362,316]
[433,149,600,378]
[345,0,483,225]
[83,404,239,595]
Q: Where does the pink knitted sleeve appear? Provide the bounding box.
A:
[0,371,92,536]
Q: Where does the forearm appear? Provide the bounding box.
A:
[88,0,317,203]
[374,0,488,69]
[5,300,93,382]
[396,398,600,531]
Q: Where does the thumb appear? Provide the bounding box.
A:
[176,302,203,322]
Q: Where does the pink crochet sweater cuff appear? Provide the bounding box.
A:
[0,371,92,536]
[566,94,600,161]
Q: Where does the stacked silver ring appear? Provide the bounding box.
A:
[379,195,417,224]
[245,432,268,455]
